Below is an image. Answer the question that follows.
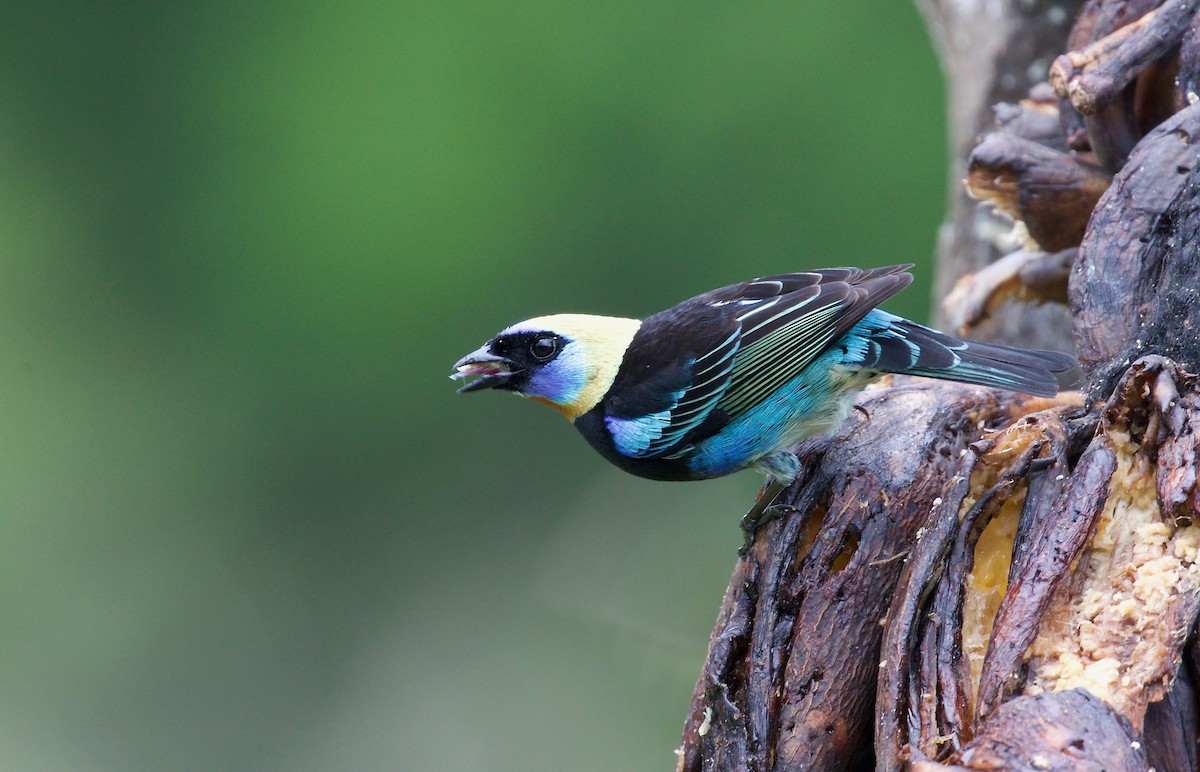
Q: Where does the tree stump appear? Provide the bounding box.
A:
[678,2,1200,769]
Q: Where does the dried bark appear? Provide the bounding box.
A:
[679,1,1200,770]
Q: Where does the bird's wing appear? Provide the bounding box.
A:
[714,266,912,419]
[603,303,742,458]
[603,265,913,459]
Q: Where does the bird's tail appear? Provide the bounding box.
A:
[852,310,1076,397]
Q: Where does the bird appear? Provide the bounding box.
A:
[451,264,1074,544]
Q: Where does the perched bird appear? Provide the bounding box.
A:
[452,265,1074,537]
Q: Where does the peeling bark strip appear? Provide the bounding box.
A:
[1051,0,1199,116]
[972,417,1108,721]
[682,1,1200,769]
[1055,0,1192,171]
[966,133,1109,252]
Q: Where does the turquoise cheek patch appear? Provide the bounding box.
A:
[527,348,589,406]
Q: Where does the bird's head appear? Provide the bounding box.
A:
[452,314,640,420]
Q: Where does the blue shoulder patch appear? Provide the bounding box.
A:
[604,383,691,458]
[605,409,675,457]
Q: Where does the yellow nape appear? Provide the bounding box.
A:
[518,313,640,421]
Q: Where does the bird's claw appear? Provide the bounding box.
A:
[738,480,788,556]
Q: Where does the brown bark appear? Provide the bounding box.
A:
[679,2,1200,770]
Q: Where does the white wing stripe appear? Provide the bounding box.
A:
[738,294,825,338]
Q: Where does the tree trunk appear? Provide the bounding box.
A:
[677,2,1200,769]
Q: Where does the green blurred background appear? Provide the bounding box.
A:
[0,2,944,770]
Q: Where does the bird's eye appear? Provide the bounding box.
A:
[529,335,559,361]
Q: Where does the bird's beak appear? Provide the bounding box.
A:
[451,346,517,393]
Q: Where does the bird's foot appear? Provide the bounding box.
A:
[738,479,788,556]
